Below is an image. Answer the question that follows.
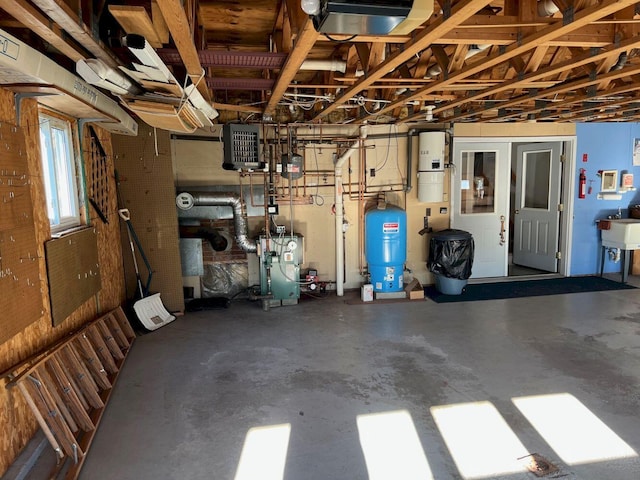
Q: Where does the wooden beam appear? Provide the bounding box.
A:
[155,0,211,102]
[30,0,119,67]
[473,62,640,122]
[264,17,318,115]
[0,0,86,62]
[213,103,262,114]
[437,35,640,123]
[151,0,170,44]
[382,0,640,121]
[313,0,494,121]
[108,5,163,48]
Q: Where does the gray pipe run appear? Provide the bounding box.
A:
[176,192,257,253]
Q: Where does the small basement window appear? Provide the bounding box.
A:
[39,112,83,233]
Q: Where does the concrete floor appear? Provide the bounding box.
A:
[77,282,640,480]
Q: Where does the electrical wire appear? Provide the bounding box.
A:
[323,33,358,43]
[375,124,395,172]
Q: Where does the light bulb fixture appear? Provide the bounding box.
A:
[301,0,320,15]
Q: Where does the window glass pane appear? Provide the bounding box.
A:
[461,151,496,214]
[51,126,77,218]
[38,113,81,232]
[39,121,57,223]
[523,151,550,209]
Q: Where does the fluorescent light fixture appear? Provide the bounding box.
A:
[357,410,433,480]
[234,423,291,480]
[431,401,530,479]
[513,393,637,465]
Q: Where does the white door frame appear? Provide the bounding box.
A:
[451,135,576,277]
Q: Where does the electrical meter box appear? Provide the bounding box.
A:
[259,234,304,308]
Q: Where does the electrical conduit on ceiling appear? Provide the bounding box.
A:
[175,192,257,253]
[335,125,368,297]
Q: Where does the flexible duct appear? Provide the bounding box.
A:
[175,192,257,253]
[335,125,368,296]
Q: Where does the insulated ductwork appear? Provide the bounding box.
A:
[175,192,257,253]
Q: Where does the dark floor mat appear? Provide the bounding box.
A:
[425,276,635,303]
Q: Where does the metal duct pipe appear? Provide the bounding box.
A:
[538,0,559,17]
[175,192,257,253]
[335,125,368,296]
[406,129,416,193]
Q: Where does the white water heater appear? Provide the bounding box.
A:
[417,131,445,203]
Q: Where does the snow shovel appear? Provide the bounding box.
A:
[118,209,175,331]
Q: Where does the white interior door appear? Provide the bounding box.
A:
[513,142,562,272]
[451,141,510,278]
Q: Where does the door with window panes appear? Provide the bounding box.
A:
[451,141,510,278]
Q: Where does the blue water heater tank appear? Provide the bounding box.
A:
[365,204,407,292]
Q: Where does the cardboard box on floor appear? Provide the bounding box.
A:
[405,278,424,300]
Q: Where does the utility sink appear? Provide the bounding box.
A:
[601,219,640,249]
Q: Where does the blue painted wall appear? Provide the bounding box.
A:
[572,123,640,275]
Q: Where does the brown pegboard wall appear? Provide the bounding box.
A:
[0,121,43,344]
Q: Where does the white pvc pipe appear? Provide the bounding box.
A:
[300,59,347,73]
[335,125,368,296]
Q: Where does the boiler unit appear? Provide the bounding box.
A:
[365,204,407,292]
[259,234,303,308]
[417,131,445,203]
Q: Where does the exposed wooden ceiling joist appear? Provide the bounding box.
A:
[0,0,86,62]
[313,0,495,121]
[155,0,211,102]
[392,0,640,123]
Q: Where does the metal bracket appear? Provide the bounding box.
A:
[14,92,54,124]
[442,0,451,20]
[563,5,574,25]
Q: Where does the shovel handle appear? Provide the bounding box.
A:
[118,209,131,221]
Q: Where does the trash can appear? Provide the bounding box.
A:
[428,229,474,295]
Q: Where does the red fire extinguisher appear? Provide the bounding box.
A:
[579,168,587,199]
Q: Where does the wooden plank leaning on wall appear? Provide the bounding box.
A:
[0,87,127,477]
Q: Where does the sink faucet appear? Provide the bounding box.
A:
[611,207,622,219]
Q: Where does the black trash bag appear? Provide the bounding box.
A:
[427,229,474,280]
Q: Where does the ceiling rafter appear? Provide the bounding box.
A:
[264,15,319,115]
[479,62,640,122]
[155,0,211,102]
[0,0,87,62]
[312,0,494,121]
[372,0,640,123]
[30,0,119,67]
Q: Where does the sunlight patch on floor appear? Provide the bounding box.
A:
[234,423,291,480]
[431,401,530,479]
[513,393,637,465]
[357,410,434,480]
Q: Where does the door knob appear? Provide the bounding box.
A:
[515,209,520,214]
